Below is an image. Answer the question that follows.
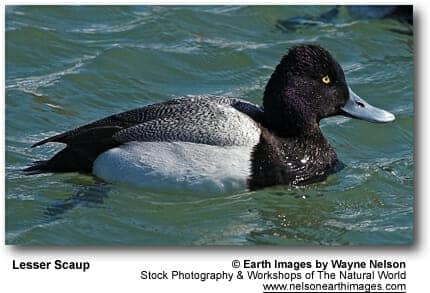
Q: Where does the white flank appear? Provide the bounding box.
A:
[93,141,256,195]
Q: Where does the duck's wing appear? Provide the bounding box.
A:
[29,98,194,148]
[26,96,263,173]
[112,99,262,146]
[31,96,262,148]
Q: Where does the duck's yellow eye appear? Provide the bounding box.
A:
[322,75,331,84]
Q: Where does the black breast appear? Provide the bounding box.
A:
[248,128,339,190]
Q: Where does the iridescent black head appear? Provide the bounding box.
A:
[263,44,394,136]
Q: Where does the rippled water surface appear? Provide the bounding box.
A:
[5,6,413,245]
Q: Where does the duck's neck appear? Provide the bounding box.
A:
[262,87,320,138]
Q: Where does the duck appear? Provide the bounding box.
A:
[25,45,395,194]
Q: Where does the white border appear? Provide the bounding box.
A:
[2,1,427,292]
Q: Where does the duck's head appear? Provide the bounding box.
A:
[263,44,395,136]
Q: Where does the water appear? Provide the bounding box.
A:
[5,6,413,245]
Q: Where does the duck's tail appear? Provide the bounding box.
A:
[23,147,95,174]
[23,160,53,174]
[24,126,123,175]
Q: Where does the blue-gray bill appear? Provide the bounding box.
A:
[341,87,396,123]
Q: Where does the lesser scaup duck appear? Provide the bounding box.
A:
[25,45,395,193]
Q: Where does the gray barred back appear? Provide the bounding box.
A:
[113,97,262,146]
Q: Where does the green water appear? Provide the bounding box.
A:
[5,6,413,245]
